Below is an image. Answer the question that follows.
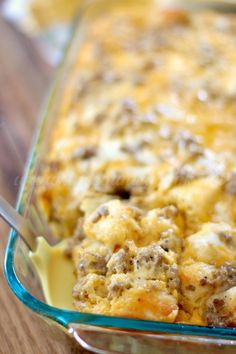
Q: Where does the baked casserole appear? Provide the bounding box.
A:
[37,2,236,327]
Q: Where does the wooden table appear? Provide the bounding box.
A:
[0,16,89,354]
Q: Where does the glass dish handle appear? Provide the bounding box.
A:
[69,324,167,354]
[68,323,236,354]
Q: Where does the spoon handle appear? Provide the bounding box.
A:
[0,196,36,250]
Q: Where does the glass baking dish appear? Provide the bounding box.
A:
[4,0,236,353]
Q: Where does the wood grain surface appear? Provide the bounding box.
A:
[0,16,90,354]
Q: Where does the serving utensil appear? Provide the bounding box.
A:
[0,195,36,250]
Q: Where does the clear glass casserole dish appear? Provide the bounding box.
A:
[4,0,236,353]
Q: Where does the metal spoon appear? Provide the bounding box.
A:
[0,195,36,251]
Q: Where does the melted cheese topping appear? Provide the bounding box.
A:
[36,2,236,326]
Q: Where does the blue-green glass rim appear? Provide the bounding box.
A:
[3,0,236,341]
